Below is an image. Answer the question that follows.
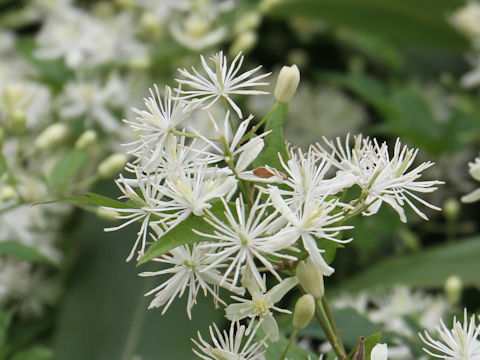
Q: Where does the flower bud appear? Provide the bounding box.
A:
[0,185,16,202]
[11,110,27,134]
[234,11,261,34]
[35,123,69,150]
[260,0,282,13]
[444,275,462,305]
[96,207,119,221]
[371,343,388,360]
[292,294,315,330]
[75,130,97,150]
[274,65,300,103]
[230,31,257,56]
[296,257,324,299]
[97,153,127,178]
[444,198,460,220]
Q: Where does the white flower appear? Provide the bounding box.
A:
[175,51,270,118]
[270,191,352,276]
[317,135,443,223]
[191,111,267,175]
[192,321,266,360]
[140,244,244,319]
[194,195,297,290]
[371,343,388,360]
[419,309,480,359]
[124,85,186,171]
[226,276,299,342]
[277,146,348,204]
[59,75,126,133]
[461,154,480,203]
[103,168,168,262]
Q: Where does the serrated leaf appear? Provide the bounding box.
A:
[364,332,382,359]
[338,236,480,292]
[271,0,468,51]
[0,241,51,264]
[139,202,227,265]
[49,150,86,188]
[40,192,134,210]
[253,103,289,170]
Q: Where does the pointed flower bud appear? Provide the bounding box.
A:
[292,294,315,330]
[98,153,127,178]
[11,110,27,134]
[371,343,388,360]
[296,257,324,299]
[75,130,97,150]
[274,64,300,103]
[35,123,69,150]
[444,275,462,305]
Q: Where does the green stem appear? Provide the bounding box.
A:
[239,102,279,145]
[279,328,299,360]
[169,129,219,142]
[322,296,345,354]
[316,298,346,360]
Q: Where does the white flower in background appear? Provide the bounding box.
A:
[140,244,243,319]
[420,309,480,359]
[369,286,450,337]
[195,195,297,290]
[317,135,443,222]
[0,258,30,303]
[59,75,126,133]
[0,81,51,130]
[135,0,191,23]
[35,6,144,68]
[124,85,186,171]
[192,321,266,360]
[461,154,480,203]
[451,2,480,40]
[226,276,298,341]
[270,191,352,276]
[175,51,270,118]
[332,292,369,315]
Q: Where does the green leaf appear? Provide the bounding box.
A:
[338,236,480,292]
[49,150,87,188]
[0,241,51,264]
[364,332,382,359]
[0,155,7,177]
[11,347,53,360]
[40,192,134,210]
[271,0,468,51]
[139,202,227,265]
[0,308,13,350]
[264,333,317,360]
[253,103,289,170]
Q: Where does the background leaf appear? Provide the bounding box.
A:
[0,241,52,264]
[337,236,480,293]
[49,150,87,189]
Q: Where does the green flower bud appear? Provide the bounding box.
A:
[96,207,119,221]
[98,153,127,178]
[444,275,462,305]
[230,31,257,56]
[274,64,300,103]
[292,294,315,330]
[35,123,69,150]
[234,11,261,34]
[444,198,460,220]
[11,110,27,134]
[75,130,97,150]
[296,257,324,299]
[0,185,16,202]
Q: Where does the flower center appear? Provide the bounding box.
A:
[251,296,271,317]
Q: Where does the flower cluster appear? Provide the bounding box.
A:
[102,50,444,358]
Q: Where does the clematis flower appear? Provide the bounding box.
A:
[175,51,270,118]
